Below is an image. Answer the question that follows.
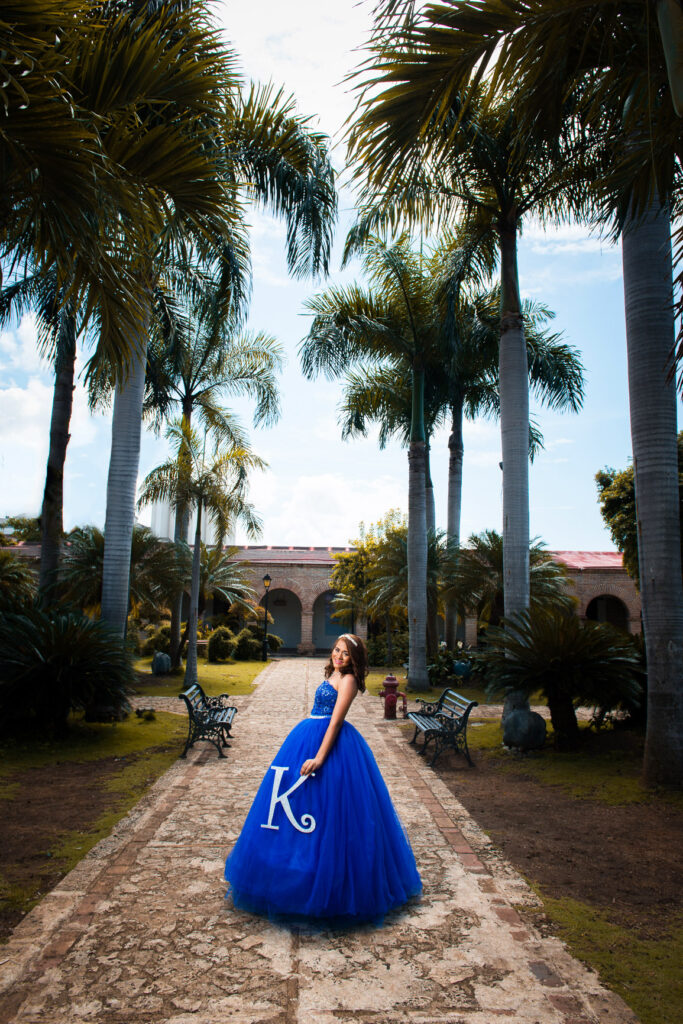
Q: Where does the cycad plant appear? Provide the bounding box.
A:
[138,421,263,686]
[58,525,189,617]
[477,608,644,751]
[0,551,37,613]
[0,606,134,735]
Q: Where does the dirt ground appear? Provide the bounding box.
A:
[0,760,124,942]
[435,740,683,940]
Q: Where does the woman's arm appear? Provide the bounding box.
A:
[300,674,358,775]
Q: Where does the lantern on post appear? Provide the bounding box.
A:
[261,574,272,661]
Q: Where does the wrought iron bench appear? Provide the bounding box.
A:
[178,682,237,759]
[406,688,478,767]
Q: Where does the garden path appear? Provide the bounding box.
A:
[0,659,637,1024]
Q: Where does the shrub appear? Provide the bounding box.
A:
[0,606,134,734]
[142,623,171,656]
[245,638,263,660]
[207,626,237,663]
[366,629,409,667]
[233,627,257,660]
[267,633,283,653]
[474,608,643,750]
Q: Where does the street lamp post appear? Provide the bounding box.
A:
[262,574,272,661]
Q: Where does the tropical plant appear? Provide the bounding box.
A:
[58,525,188,616]
[300,235,456,689]
[476,607,644,751]
[2,516,42,543]
[140,278,282,666]
[0,605,134,735]
[0,550,37,612]
[396,0,683,787]
[100,47,337,641]
[443,530,576,631]
[138,420,263,686]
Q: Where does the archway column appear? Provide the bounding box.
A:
[298,610,316,655]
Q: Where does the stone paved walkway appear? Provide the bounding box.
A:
[0,659,638,1024]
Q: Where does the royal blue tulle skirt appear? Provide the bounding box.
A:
[224,716,422,925]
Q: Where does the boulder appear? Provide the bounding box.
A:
[152,651,172,676]
[502,689,531,724]
[503,708,547,751]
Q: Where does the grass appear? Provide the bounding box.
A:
[465,719,683,807]
[131,657,266,697]
[525,897,683,1024]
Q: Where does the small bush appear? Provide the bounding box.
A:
[366,629,409,666]
[142,623,171,656]
[0,606,134,734]
[233,627,256,660]
[245,638,262,659]
[267,633,283,653]
[207,626,237,663]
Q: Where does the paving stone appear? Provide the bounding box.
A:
[0,659,639,1023]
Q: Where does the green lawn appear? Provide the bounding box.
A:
[132,657,267,697]
[366,667,490,707]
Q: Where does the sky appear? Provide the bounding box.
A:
[0,1,680,552]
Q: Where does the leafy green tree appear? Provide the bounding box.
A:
[3,517,42,543]
[476,607,643,751]
[596,432,683,586]
[138,421,262,687]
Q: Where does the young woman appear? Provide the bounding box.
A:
[224,634,421,924]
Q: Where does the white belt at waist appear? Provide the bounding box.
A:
[308,713,332,719]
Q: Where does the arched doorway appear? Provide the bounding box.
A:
[586,595,629,631]
[262,589,302,651]
[312,590,339,651]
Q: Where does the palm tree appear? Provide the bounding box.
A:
[339,287,585,645]
[140,278,283,665]
[442,530,576,634]
[348,27,586,625]
[300,235,443,689]
[100,68,336,640]
[382,1,683,786]
[0,551,37,612]
[138,421,263,687]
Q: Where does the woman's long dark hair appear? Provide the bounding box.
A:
[324,634,368,693]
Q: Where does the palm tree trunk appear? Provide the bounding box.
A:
[498,220,529,618]
[171,407,192,669]
[407,363,429,690]
[445,394,464,648]
[38,312,76,597]
[425,441,436,532]
[622,204,683,788]
[101,339,148,637]
[184,499,202,687]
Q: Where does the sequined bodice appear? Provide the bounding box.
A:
[310,680,338,717]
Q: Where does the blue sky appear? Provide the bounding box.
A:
[0,1,679,551]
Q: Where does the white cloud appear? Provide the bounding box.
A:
[0,313,48,376]
[238,469,407,546]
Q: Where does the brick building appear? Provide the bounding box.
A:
[232,546,642,654]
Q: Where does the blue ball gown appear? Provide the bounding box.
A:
[224,679,422,924]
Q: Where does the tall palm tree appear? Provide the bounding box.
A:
[138,421,262,686]
[339,289,584,645]
[300,235,442,689]
[100,67,336,640]
[348,32,585,624]
[138,274,283,665]
[386,1,683,786]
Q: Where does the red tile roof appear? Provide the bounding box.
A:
[549,551,624,570]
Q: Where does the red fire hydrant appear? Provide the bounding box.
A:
[379,674,408,720]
